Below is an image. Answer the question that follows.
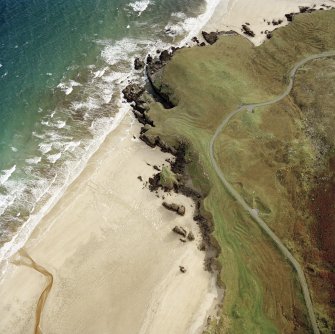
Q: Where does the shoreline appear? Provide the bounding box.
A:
[1,0,334,333]
[0,0,225,279]
[0,0,228,331]
[0,98,130,280]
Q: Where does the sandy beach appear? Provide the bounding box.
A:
[0,0,334,333]
[205,0,335,45]
[0,112,218,334]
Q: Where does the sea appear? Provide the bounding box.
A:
[0,0,220,274]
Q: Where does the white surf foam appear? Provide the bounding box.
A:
[128,0,150,16]
[179,0,223,46]
[0,165,16,185]
[93,67,108,78]
[99,38,145,66]
[164,0,223,44]
[47,152,62,164]
[63,141,81,152]
[25,157,42,165]
[57,80,82,95]
[71,97,101,111]
[38,143,52,154]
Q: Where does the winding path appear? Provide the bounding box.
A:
[209,51,335,334]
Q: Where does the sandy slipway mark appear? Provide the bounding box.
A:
[13,250,53,334]
[210,50,335,334]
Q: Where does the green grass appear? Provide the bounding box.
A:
[143,10,335,333]
[159,166,178,190]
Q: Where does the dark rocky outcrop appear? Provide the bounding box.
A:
[284,6,322,23]
[163,202,186,216]
[187,231,195,241]
[220,30,238,35]
[122,84,154,126]
[123,44,223,276]
[272,19,283,25]
[159,50,172,63]
[199,241,206,251]
[179,266,187,273]
[148,173,160,190]
[299,6,310,13]
[170,143,187,174]
[178,185,202,200]
[285,13,295,21]
[145,49,179,109]
[146,54,153,64]
[194,214,213,255]
[202,31,218,45]
[242,24,255,37]
[122,84,145,103]
[139,130,221,271]
[140,132,177,154]
[136,112,154,126]
[146,49,177,78]
[134,57,145,70]
[172,226,187,237]
[192,36,200,44]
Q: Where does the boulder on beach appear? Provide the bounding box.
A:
[172,226,187,238]
[191,36,200,44]
[242,24,255,37]
[187,231,195,241]
[163,202,185,216]
[179,266,187,273]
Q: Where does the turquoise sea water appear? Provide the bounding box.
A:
[0,0,218,264]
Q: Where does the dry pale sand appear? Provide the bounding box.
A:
[205,0,335,45]
[0,112,218,334]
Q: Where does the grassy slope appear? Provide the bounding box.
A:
[143,11,335,333]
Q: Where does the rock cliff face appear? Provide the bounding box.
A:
[122,45,221,274]
[146,49,179,108]
[122,84,153,126]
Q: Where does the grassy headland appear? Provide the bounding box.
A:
[141,10,335,333]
